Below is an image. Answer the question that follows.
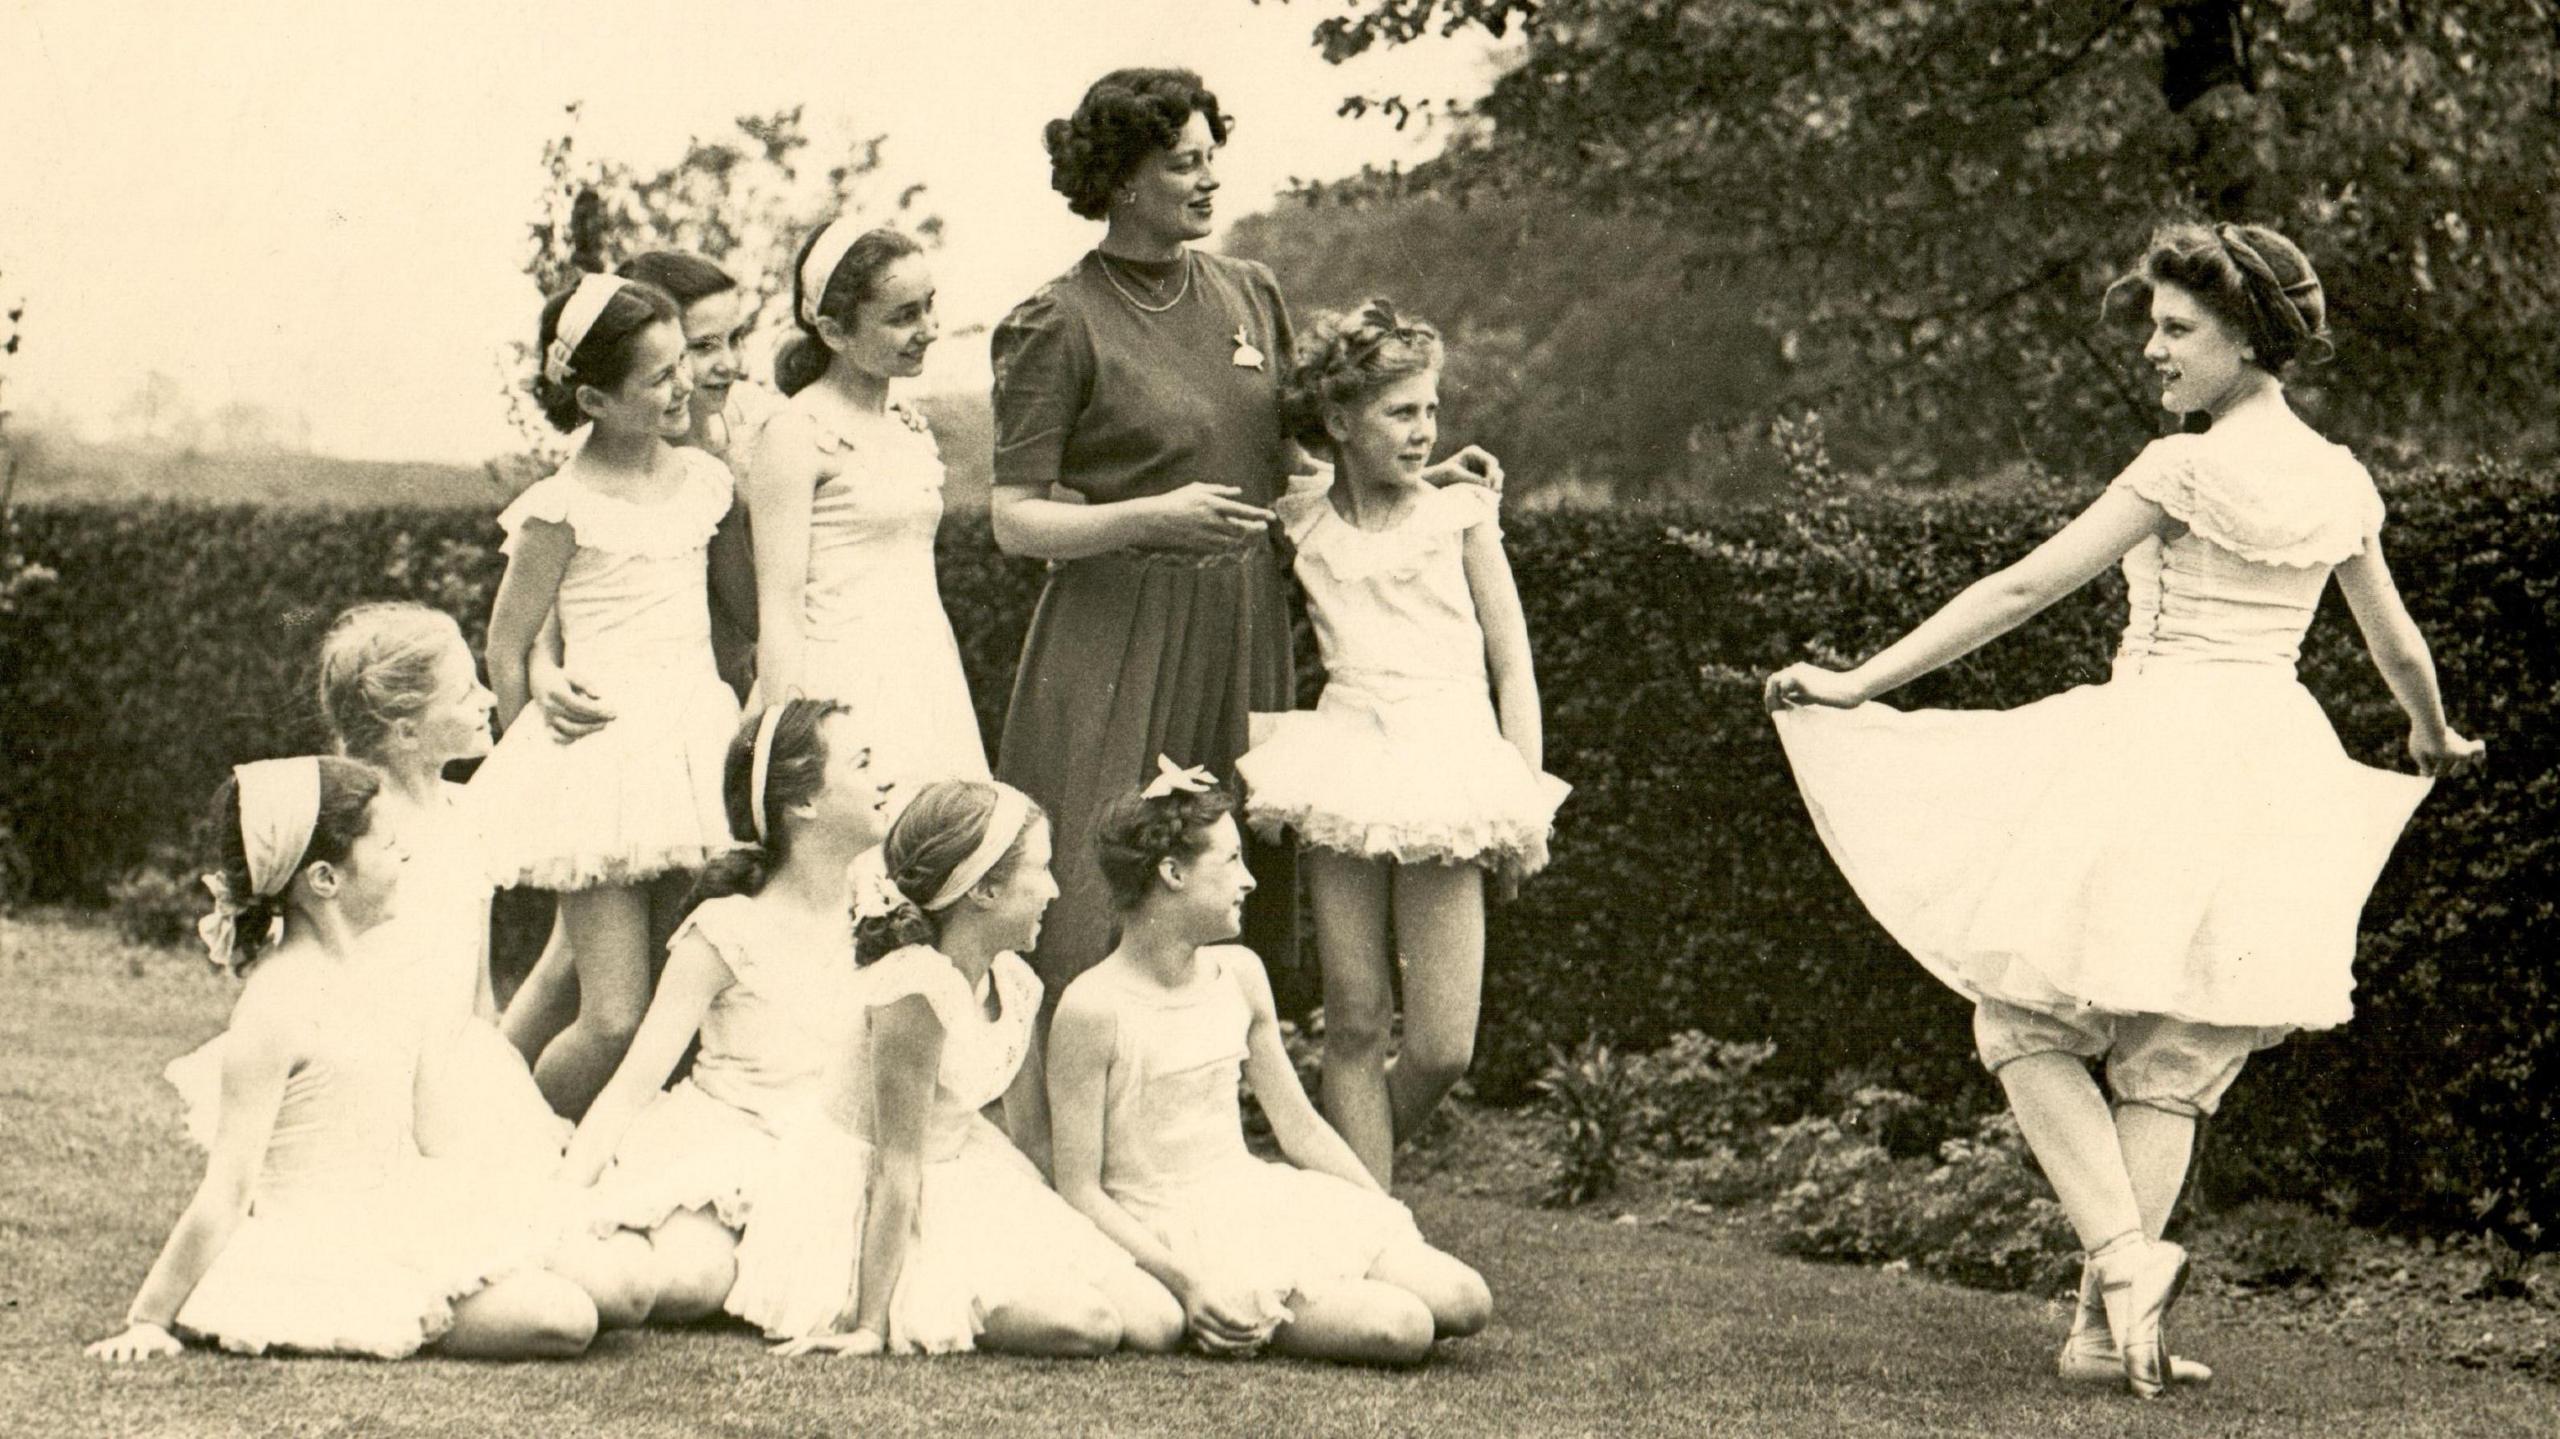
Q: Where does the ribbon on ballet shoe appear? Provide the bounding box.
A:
[1142,754,1215,800]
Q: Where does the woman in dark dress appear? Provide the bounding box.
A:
[989,68,1497,1000]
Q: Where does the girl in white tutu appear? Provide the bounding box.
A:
[88,759,603,1362]
[472,272,748,1117]
[560,698,889,1326]
[1047,771,1492,1364]
[744,219,989,798]
[316,602,569,1171]
[1237,300,1566,1184]
[1765,221,2486,1398]
[753,780,1181,1357]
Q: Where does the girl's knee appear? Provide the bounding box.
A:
[1325,1001,1396,1060]
[1433,1267,1493,1338]
[994,1290,1122,1357]
[1359,1295,1436,1365]
[1400,1032,1476,1093]
[1119,1285,1186,1353]
[526,1296,602,1357]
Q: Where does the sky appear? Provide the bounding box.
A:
[0,0,1502,463]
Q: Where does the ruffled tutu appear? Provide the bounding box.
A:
[1118,1155,1419,1310]
[1773,665,2432,1031]
[1240,678,1568,872]
[465,663,739,891]
[585,1080,785,1236]
[414,1021,571,1171]
[730,1114,1139,1351]
[161,1045,579,1358]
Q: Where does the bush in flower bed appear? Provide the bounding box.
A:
[10,453,2555,1236]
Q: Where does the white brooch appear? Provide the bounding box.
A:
[1232,326,1265,371]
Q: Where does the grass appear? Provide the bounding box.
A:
[5,911,2556,1438]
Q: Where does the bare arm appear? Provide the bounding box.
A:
[997,1018,1053,1181]
[743,415,821,698]
[556,936,732,1186]
[1768,487,2168,709]
[526,608,615,742]
[1226,949,1381,1192]
[989,480,1270,561]
[2335,538,2485,777]
[1462,524,1542,775]
[848,998,940,1341]
[89,998,298,1359]
[485,520,577,728]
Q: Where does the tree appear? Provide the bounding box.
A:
[1281,0,2560,479]
[497,105,939,475]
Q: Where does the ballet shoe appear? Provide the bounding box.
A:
[2058,1263,2214,1387]
[2090,1238,2189,1399]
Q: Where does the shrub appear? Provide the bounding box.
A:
[8,456,2555,1238]
[2210,1200,2355,1292]
[1534,1038,1640,1208]
[1623,1032,1785,1159]
[105,845,203,950]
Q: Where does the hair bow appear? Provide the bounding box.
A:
[194,873,272,976]
[854,867,910,922]
[1141,755,1216,800]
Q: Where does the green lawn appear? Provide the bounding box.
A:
[6,912,2555,1438]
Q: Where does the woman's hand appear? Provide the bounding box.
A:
[1425,445,1504,495]
[1143,484,1275,553]
[86,1322,184,1362]
[1763,663,1868,712]
[2409,725,2486,779]
[769,1326,884,1358]
[528,661,616,743]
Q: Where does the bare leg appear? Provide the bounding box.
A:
[1309,848,1397,1184]
[1995,1052,2142,1249]
[1367,1239,1492,1339]
[546,1230,660,1331]
[1267,1279,1436,1367]
[643,1207,740,1324]
[433,1271,598,1359]
[1095,1268,1186,1353]
[1385,863,1485,1146]
[533,886,654,1118]
[978,1277,1123,1357]
[500,914,580,1064]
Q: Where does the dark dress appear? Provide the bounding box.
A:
[990,249,1299,992]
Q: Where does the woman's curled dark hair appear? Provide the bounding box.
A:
[1044,68,1231,220]
[690,698,848,910]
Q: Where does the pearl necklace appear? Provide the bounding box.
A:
[1096,251,1192,315]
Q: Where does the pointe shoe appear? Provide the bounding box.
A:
[2058,1264,2214,1387]
[2090,1238,2190,1399]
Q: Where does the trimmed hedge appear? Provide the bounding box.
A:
[7,462,2552,1234]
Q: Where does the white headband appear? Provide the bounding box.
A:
[924,786,1033,911]
[544,273,630,385]
[198,757,323,971]
[798,218,866,327]
[747,702,791,842]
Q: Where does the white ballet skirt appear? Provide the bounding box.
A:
[1072,948,1421,1309]
[1239,479,1567,872]
[161,963,575,1358]
[465,444,742,890]
[1773,426,2434,1033]
[583,897,857,1261]
[727,947,1140,1349]
[749,401,988,800]
[382,784,569,1170]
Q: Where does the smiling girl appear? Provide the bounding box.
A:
[742,220,988,801]
[1767,221,2484,1398]
[469,273,747,1118]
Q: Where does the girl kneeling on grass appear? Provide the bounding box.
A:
[89,759,613,1362]
[561,698,890,1328]
[748,779,1183,1358]
[1046,769,1492,1365]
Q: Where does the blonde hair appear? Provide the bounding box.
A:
[1280,297,1445,451]
[316,602,465,762]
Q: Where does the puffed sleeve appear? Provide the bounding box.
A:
[2107,433,2377,568]
[989,287,1095,491]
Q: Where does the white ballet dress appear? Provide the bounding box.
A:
[755,401,988,797]
[726,946,1140,1350]
[466,445,742,890]
[380,783,571,1170]
[162,963,571,1358]
[1071,948,1422,1308]
[584,896,856,1280]
[1773,425,2434,1034]
[1239,478,1568,872]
